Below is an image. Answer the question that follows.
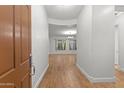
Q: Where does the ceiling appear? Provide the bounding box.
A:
[45,5,83,20]
[49,24,77,37]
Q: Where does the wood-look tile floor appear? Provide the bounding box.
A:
[38,54,124,88]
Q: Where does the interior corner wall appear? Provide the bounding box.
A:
[77,5,115,82]
[32,5,49,87]
[77,5,93,76]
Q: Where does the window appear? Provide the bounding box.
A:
[69,40,77,50]
[55,39,77,51]
[55,40,66,50]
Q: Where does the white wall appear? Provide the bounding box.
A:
[32,5,49,87]
[77,6,115,82]
[77,6,93,76]
[91,6,115,78]
[115,13,124,71]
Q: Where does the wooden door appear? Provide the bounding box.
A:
[0,5,31,88]
[19,5,31,88]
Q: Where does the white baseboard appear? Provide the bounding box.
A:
[76,64,116,83]
[33,64,49,88]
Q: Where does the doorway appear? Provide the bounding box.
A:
[114,6,124,87]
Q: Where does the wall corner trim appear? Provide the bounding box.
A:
[33,64,49,88]
[76,64,116,83]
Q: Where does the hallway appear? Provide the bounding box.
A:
[0,5,124,88]
[39,55,124,88]
[39,54,92,88]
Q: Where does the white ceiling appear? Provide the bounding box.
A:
[45,5,83,20]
